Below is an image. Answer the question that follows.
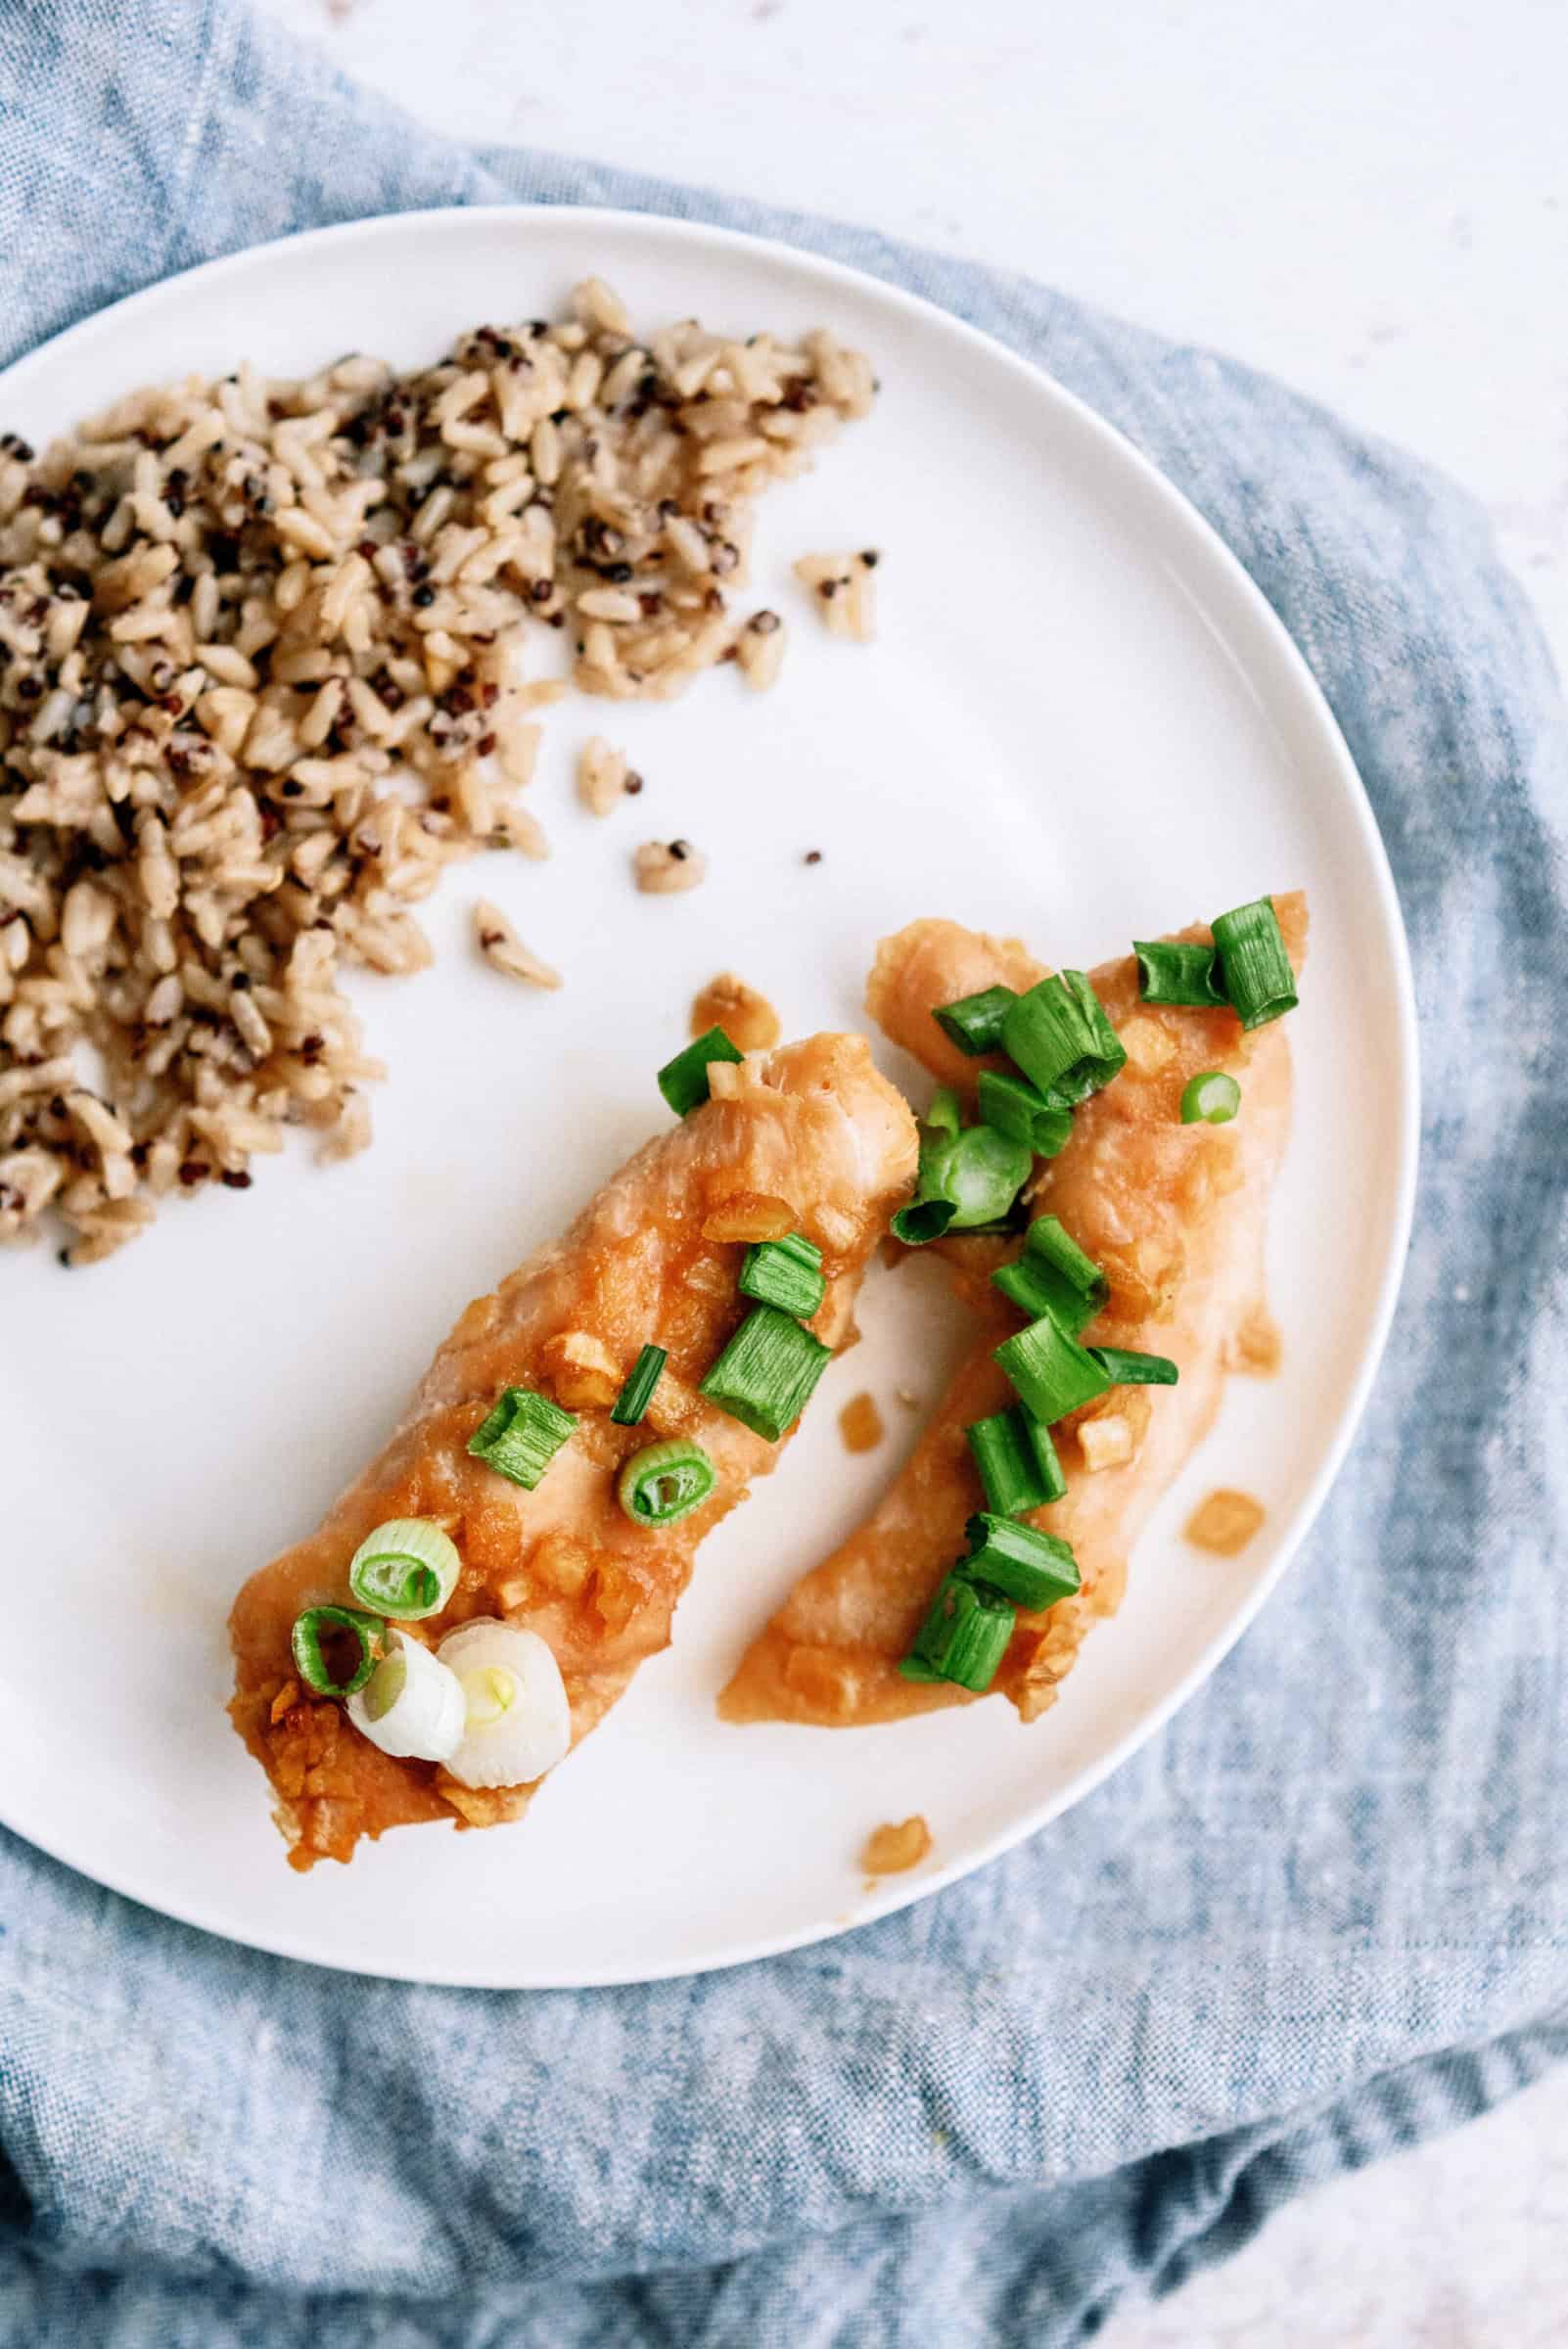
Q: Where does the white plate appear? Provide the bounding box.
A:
[0,207,1417,1987]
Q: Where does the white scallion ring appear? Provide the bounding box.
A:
[437,1619,573,1789]
[346,1629,466,1763]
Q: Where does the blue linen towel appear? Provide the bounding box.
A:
[3,4,1567,2342]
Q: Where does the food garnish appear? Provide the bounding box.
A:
[467,1387,577,1490]
[737,1231,826,1321]
[699,1304,831,1443]
[618,1439,718,1528]
[346,1630,466,1763]
[1181,1071,1242,1125]
[657,1025,743,1116]
[346,1518,461,1619]
[610,1344,668,1428]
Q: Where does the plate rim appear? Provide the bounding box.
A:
[0,202,1421,1987]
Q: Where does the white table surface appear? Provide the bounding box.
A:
[257,3,1568,2337]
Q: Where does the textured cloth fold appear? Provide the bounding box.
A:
[2,4,1566,2343]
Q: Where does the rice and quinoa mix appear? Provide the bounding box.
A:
[0,279,874,1264]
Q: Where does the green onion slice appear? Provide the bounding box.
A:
[611,1344,668,1427]
[1133,940,1226,1007]
[346,1517,461,1620]
[893,1116,1033,1249]
[960,1512,1082,1610]
[994,1312,1111,1425]
[966,1405,1068,1518]
[739,1231,826,1321]
[890,1196,958,1247]
[346,1629,467,1761]
[900,1571,1016,1691]
[618,1437,718,1527]
[290,1604,386,1698]
[1210,898,1298,1031]
[699,1304,831,1442]
[658,1025,744,1116]
[992,1214,1109,1335]
[932,985,1018,1057]
[976,1068,1074,1159]
[924,1084,963,1140]
[1002,970,1128,1107]
[1027,1214,1107,1303]
[1088,1346,1179,1386]
[467,1387,577,1490]
[1180,1070,1241,1125]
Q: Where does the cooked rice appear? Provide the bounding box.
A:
[576,735,636,817]
[794,549,878,642]
[472,898,562,990]
[733,608,786,691]
[633,840,707,896]
[0,288,874,1262]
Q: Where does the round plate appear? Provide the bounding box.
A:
[0,207,1417,1987]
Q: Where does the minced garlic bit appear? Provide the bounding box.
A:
[734,608,787,690]
[633,839,707,895]
[860,1816,932,1876]
[794,548,878,642]
[839,1392,885,1454]
[1079,1411,1136,1474]
[689,971,781,1052]
[701,1190,797,1243]
[1184,1489,1267,1556]
[472,899,563,988]
[576,736,642,817]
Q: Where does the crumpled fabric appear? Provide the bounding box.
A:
[1,4,1565,2344]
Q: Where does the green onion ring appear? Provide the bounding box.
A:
[290,1604,387,1697]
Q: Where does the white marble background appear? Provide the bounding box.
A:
[257,2,1568,2336]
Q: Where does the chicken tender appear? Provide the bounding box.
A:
[231,1032,917,1865]
[720,898,1305,1728]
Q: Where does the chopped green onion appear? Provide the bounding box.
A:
[291,1604,386,1698]
[924,1085,962,1140]
[992,1257,1073,1325]
[891,1196,958,1246]
[933,985,1018,1056]
[346,1517,461,1620]
[1002,970,1127,1106]
[618,1437,718,1527]
[1211,898,1298,1031]
[1088,1346,1179,1386]
[893,1115,1032,1248]
[1027,1214,1108,1303]
[991,1214,1109,1335]
[994,1312,1110,1424]
[467,1387,577,1489]
[699,1304,831,1442]
[896,1652,945,1683]
[611,1343,668,1427]
[658,1025,744,1116]
[977,1068,1074,1159]
[966,1405,1068,1517]
[1133,940,1225,1007]
[941,1126,1032,1227]
[900,1571,1016,1691]
[960,1512,1081,1610]
[1180,1070,1241,1125]
[739,1231,826,1321]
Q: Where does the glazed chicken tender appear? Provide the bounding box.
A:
[720,899,1306,1729]
[231,1032,917,1866]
